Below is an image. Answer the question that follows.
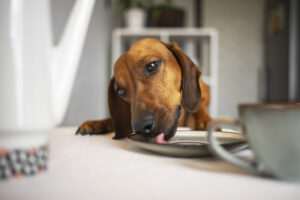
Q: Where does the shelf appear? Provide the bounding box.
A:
[113,27,218,37]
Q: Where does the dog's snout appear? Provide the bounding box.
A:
[133,114,155,135]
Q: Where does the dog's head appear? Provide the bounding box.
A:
[108,38,201,141]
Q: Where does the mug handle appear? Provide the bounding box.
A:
[207,119,260,174]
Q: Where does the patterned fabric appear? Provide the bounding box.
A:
[0,144,48,180]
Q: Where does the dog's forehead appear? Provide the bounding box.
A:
[113,38,174,86]
[127,38,169,62]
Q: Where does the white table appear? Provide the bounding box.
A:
[0,127,299,200]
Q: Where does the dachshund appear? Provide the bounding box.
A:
[76,38,212,143]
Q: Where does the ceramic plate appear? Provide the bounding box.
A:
[127,130,247,157]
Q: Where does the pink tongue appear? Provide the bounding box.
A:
[154,133,168,144]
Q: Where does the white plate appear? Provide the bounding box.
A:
[127,130,247,157]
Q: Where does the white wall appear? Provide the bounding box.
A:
[203,0,265,117]
[51,0,113,125]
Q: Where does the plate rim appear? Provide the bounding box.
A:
[127,130,245,150]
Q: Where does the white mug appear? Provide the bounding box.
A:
[207,103,300,182]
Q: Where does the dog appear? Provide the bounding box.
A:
[76,38,212,142]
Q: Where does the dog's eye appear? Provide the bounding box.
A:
[116,87,127,98]
[144,60,161,76]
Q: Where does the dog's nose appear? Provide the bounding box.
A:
[133,114,155,135]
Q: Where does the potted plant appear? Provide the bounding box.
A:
[147,0,184,27]
[118,0,147,29]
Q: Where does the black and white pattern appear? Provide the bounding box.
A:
[0,144,48,180]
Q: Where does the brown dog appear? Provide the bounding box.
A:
[76,38,212,142]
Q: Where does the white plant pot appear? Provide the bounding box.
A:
[124,8,146,29]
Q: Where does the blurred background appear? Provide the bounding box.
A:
[51,0,299,126]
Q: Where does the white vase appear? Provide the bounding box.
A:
[124,8,146,29]
[0,0,95,180]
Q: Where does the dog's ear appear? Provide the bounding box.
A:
[108,78,132,139]
[163,41,201,113]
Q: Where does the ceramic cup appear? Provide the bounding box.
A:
[207,103,300,182]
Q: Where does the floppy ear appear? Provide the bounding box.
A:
[108,78,132,139]
[164,41,201,113]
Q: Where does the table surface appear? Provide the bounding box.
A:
[1,127,300,200]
